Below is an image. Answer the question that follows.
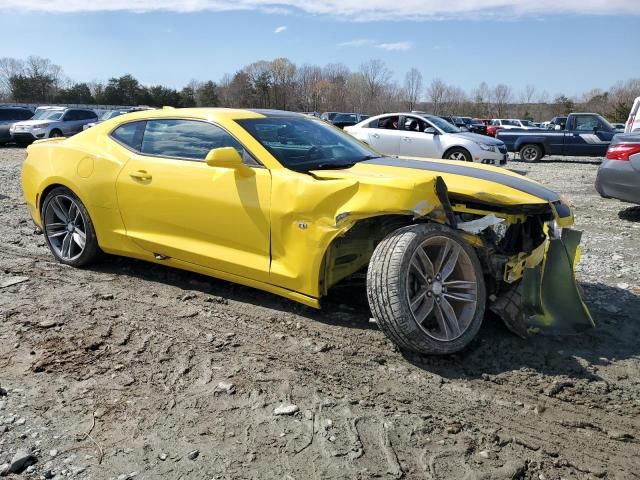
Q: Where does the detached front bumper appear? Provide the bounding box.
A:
[490,228,594,337]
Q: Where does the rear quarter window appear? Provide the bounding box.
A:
[110,121,146,151]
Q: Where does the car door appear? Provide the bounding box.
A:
[114,118,272,282]
[366,115,402,156]
[399,116,442,159]
[60,110,77,135]
[568,115,613,156]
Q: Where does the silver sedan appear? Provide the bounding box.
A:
[345,113,508,165]
[596,133,640,204]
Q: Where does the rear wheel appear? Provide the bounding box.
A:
[444,147,472,162]
[41,187,100,267]
[367,223,486,355]
[519,144,543,162]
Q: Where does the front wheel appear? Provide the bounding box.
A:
[49,129,63,138]
[41,187,101,267]
[519,144,543,162]
[444,147,472,162]
[367,223,486,355]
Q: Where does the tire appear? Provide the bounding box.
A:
[49,129,63,138]
[41,187,101,267]
[519,144,543,163]
[444,147,472,162]
[367,223,486,355]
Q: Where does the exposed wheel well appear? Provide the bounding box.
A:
[320,214,417,296]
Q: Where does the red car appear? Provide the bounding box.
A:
[480,119,504,137]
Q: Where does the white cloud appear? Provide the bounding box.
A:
[274,25,287,33]
[377,42,412,51]
[339,39,374,47]
[3,0,639,19]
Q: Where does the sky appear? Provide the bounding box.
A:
[0,0,638,97]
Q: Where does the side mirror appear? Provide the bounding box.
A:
[424,127,438,135]
[205,147,249,172]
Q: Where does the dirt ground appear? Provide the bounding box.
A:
[1,147,639,480]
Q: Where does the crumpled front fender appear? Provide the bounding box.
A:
[491,228,594,337]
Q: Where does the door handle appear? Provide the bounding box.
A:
[402,137,411,142]
[371,133,380,138]
[129,170,152,181]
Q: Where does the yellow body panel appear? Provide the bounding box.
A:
[21,108,575,307]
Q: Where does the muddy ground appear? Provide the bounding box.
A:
[0,147,639,480]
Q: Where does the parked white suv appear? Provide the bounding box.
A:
[625,96,640,133]
[345,112,508,165]
[10,107,98,145]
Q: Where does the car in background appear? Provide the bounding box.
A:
[439,116,468,131]
[0,106,33,146]
[10,107,98,145]
[611,122,625,132]
[461,117,487,135]
[321,112,339,122]
[345,112,508,165]
[498,112,616,162]
[547,116,568,130]
[83,109,130,130]
[625,96,640,133]
[595,133,640,205]
[331,113,361,129]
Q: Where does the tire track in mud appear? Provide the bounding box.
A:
[2,219,640,477]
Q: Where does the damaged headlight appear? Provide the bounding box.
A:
[458,213,506,240]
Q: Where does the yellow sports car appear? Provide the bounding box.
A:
[21,108,593,355]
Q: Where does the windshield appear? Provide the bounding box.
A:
[101,110,126,120]
[333,113,358,123]
[32,109,63,120]
[423,115,460,133]
[236,117,380,172]
[520,120,534,126]
[502,119,520,126]
[39,111,64,121]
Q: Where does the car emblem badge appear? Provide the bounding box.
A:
[298,222,308,230]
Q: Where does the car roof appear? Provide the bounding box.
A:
[102,107,307,123]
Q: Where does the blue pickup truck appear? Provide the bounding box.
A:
[497,113,617,162]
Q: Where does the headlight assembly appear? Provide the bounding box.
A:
[476,142,496,152]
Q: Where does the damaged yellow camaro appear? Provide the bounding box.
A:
[21,108,593,355]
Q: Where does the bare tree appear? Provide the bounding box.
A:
[403,67,423,111]
[426,78,448,115]
[492,84,513,117]
[359,59,391,110]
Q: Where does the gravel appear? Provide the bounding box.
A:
[0,147,639,478]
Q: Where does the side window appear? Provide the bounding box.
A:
[574,116,598,131]
[111,121,146,151]
[0,110,8,121]
[364,119,379,128]
[19,109,33,120]
[140,119,249,162]
[63,110,78,121]
[86,111,98,120]
[378,116,399,130]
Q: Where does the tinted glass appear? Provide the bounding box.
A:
[237,117,379,172]
[18,109,33,120]
[141,119,245,161]
[111,121,145,150]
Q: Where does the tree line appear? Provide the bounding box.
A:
[1,56,639,122]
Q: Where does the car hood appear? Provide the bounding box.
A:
[14,120,57,127]
[308,156,572,223]
[452,131,504,145]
